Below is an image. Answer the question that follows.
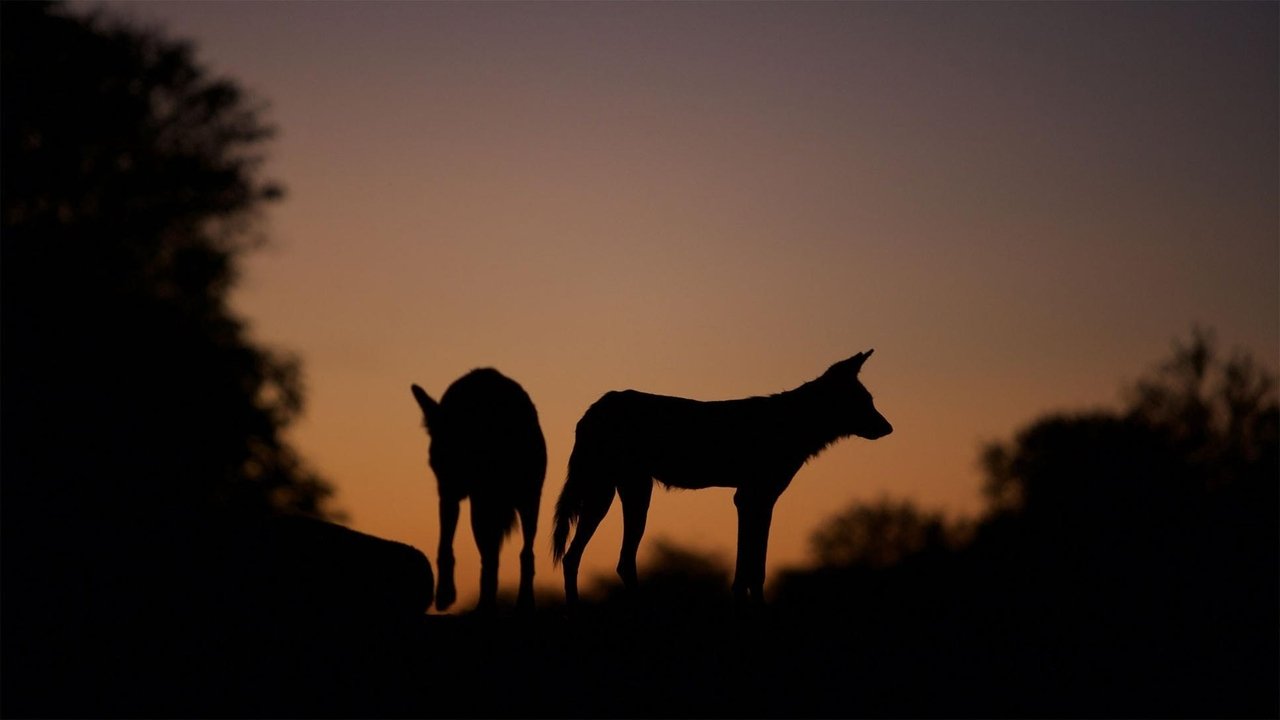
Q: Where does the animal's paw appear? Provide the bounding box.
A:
[435,579,457,611]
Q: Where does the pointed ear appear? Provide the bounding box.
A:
[828,349,874,377]
[848,350,871,374]
[411,384,439,428]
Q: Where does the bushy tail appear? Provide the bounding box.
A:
[553,394,622,566]
[551,445,592,566]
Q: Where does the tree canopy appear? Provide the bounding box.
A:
[3,7,353,711]
[2,1,338,522]
[980,328,1277,539]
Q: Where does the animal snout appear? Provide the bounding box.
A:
[867,416,893,439]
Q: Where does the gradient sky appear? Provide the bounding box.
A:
[94,1,1277,607]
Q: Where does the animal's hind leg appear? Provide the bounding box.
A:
[616,476,652,593]
[471,501,502,613]
[516,493,540,613]
[563,479,616,607]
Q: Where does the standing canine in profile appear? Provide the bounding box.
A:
[552,351,892,605]
[411,369,546,612]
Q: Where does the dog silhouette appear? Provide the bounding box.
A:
[411,369,546,612]
[552,351,892,605]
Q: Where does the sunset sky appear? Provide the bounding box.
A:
[94,1,1277,608]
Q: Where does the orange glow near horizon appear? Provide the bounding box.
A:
[99,1,1278,608]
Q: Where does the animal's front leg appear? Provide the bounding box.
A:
[436,495,460,611]
[732,489,776,605]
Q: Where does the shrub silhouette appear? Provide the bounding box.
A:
[590,539,734,611]
[808,497,956,570]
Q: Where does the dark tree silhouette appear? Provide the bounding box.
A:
[966,329,1279,716]
[0,6,405,716]
[1126,327,1278,488]
[979,328,1277,561]
[2,2,337,521]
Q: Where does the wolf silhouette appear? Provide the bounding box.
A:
[552,351,892,605]
[411,369,546,612]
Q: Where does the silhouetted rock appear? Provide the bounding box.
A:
[211,514,434,623]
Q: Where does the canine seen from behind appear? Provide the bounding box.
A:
[552,351,892,606]
[411,369,546,612]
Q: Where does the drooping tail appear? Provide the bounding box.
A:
[553,393,622,566]
[550,446,590,566]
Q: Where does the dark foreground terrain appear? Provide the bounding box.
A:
[13,605,1272,719]
[5,513,1275,719]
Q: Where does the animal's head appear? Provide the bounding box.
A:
[413,382,467,488]
[819,350,894,440]
[411,383,455,468]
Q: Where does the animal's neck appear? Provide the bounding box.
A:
[773,380,850,466]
